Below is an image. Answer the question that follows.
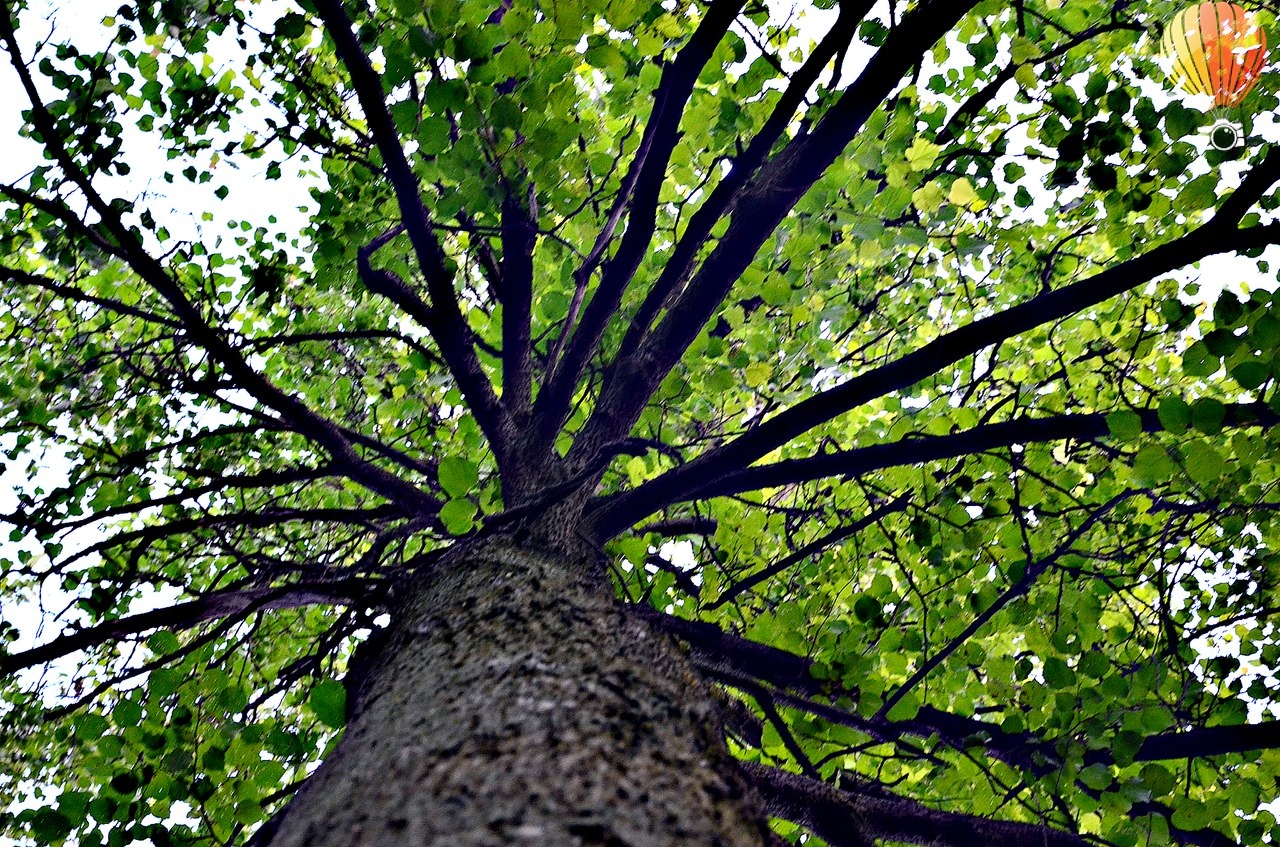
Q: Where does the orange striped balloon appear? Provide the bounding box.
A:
[1162,2,1268,108]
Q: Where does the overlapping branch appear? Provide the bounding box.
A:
[600,404,1280,535]
[590,145,1280,536]
[568,0,984,468]
[744,762,1092,847]
[500,190,537,420]
[0,6,441,517]
[533,0,750,448]
[708,496,909,609]
[311,0,510,454]
[0,581,373,679]
[645,607,1269,846]
[537,0,870,426]
[640,606,1280,768]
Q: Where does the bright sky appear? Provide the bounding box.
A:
[2,0,1280,826]
[2,0,1278,687]
[0,0,320,663]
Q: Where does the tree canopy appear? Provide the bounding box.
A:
[3,0,1280,844]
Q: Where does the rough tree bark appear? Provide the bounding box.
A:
[264,535,774,846]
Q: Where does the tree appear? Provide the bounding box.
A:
[3,0,1280,843]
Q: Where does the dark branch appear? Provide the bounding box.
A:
[532,0,749,450]
[589,146,1280,536]
[874,491,1134,720]
[0,581,372,679]
[604,0,867,373]
[681,403,1280,504]
[311,0,510,455]
[630,603,822,696]
[644,607,1280,769]
[744,762,1091,847]
[0,261,180,328]
[500,188,536,420]
[636,516,718,537]
[569,0,982,472]
[708,496,909,609]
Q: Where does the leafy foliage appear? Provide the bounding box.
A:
[3,0,1280,845]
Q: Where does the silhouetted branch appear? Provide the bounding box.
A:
[643,607,1280,769]
[745,762,1091,847]
[569,0,983,471]
[708,496,909,609]
[534,0,750,450]
[592,185,1280,535]
[0,581,374,679]
[500,189,537,419]
[312,0,510,455]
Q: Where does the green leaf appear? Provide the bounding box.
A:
[308,680,347,729]
[439,498,478,534]
[1184,443,1225,486]
[1178,174,1219,211]
[419,116,451,155]
[1165,102,1200,138]
[148,667,182,698]
[275,13,307,39]
[217,685,249,713]
[1042,657,1075,689]
[438,456,478,498]
[1079,763,1112,790]
[853,595,881,623]
[72,714,109,742]
[1157,397,1191,433]
[110,701,141,731]
[1191,398,1226,434]
[1105,409,1143,440]
[29,808,73,842]
[1141,763,1176,795]
[1230,360,1269,390]
[1181,341,1218,377]
[583,43,624,72]
[56,791,90,821]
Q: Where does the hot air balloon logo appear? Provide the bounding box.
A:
[1161,2,1268,149]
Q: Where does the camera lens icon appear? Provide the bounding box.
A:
[1209,119,1243,150]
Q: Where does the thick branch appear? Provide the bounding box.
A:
[683,403,1280,504]
[1134,720,1280,762]
[532,0,748,449]
[607,1,867,371]
[629,603,822,696]
[745,762,1090,847]
[500,190,536,420]
[590,173,1280,537]
[645,607,1280,769]
[311,0,509,453]
[570,0,982,470]
[0,582,371,679]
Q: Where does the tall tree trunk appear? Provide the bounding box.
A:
[265,536,772,846]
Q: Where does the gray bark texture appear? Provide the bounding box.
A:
[265,536,773,846]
